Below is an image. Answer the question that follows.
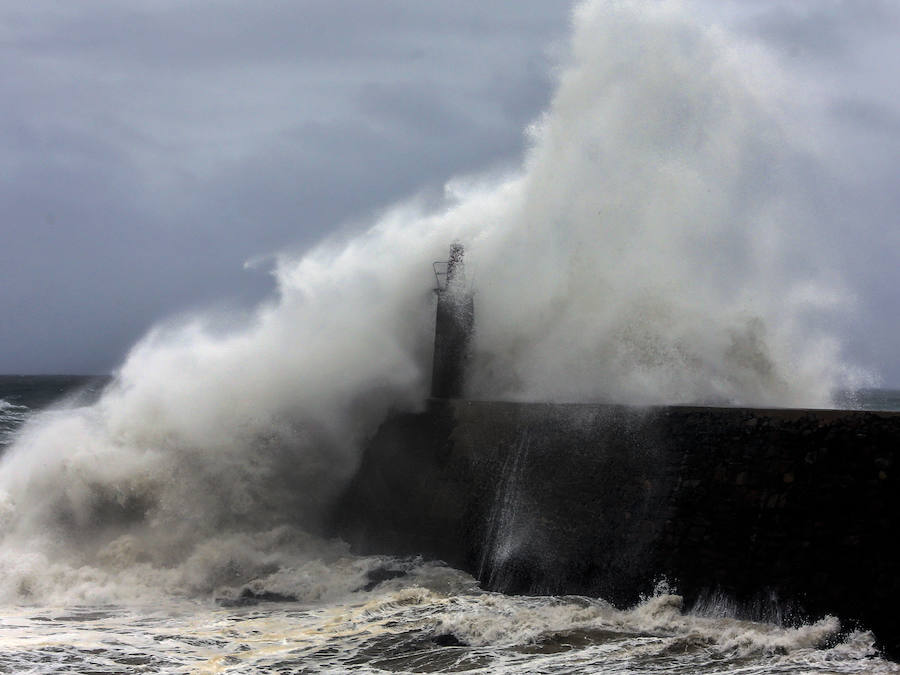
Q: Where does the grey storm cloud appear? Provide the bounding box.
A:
[1,0,900,385]
[739,0,900,59]
[0,1,569,374]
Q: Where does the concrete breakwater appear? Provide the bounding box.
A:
[334,399,900,656]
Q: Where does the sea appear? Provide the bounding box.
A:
[0,375,897,674]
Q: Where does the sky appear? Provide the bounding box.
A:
[2,0,900,384]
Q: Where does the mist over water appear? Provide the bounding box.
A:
[0,0,865,646]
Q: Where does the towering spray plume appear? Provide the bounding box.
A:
[0,0,858,603]
[463,1,856,405]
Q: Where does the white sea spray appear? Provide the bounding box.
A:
[0,6,878,672]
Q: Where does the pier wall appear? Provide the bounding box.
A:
[334,399,900,655]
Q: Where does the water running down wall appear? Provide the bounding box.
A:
[334,399,900,658]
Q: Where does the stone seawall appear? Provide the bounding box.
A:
[333,399,900,656]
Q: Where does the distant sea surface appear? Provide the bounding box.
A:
[0,375,108,449]
[0,375,898,673]
[836,388,900,412]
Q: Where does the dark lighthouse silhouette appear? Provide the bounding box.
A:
[430,243,474,400]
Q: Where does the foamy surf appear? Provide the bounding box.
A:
[0,568,894,674]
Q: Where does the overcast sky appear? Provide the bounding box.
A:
[2,1,900,384]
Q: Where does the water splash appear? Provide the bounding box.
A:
[479,430,531,589]
[0,0,862,603]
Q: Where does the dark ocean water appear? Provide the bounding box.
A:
[0,375,108,449]
[0,374,108,409]
[0,376,898,673]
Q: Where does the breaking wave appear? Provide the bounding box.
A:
[0,0,863,607]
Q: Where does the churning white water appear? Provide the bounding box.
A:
[2,571,895,674]
[0,1,881,671]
